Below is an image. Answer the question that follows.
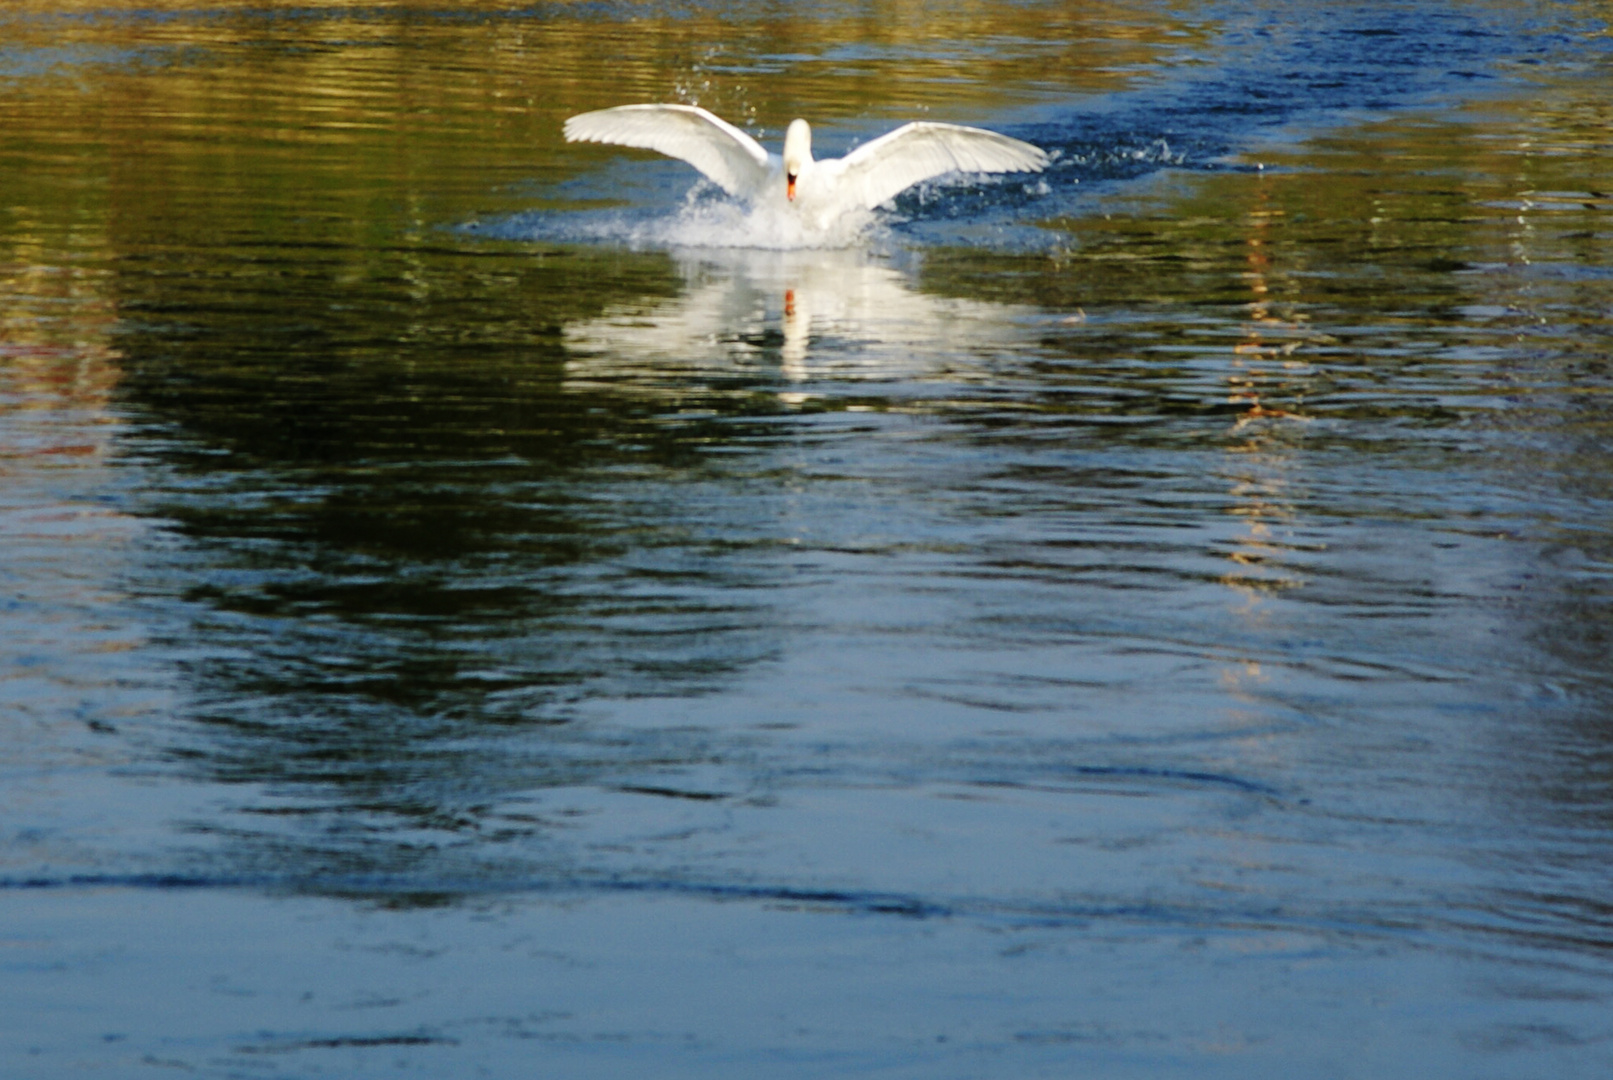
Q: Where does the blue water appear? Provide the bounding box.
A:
[2,1,1612,1076]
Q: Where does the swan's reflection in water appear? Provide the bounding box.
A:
[562,247,1038,395]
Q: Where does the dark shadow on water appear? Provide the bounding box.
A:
[109,238,812,890]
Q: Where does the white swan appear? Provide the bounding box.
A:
[563,104,1050,227]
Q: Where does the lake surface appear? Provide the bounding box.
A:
[3,1,1613,1076]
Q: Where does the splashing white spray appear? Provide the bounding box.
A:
[495,183,883,251]
[649,186,881,249]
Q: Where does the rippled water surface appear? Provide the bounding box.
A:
[4,1,1613,1076]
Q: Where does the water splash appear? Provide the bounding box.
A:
[476,182,882,251]
[654,189,882,250]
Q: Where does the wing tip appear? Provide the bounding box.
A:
[982,132,1052,174]
[563,108,638,143]
[562,112,599,143]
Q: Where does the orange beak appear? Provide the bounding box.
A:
[787,174,797,201]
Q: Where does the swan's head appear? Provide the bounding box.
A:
[783,118,812,201]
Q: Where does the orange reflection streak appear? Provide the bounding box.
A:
[1220,177,1313,615]
[1228,184,1310,430]
[0,246,123,463]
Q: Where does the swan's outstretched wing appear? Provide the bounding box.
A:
[563,104,772,197]
[828,122,1050,211]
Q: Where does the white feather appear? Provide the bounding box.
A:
[827,121,1052,212]
[564,104,1049,227]
[563,104,770,198]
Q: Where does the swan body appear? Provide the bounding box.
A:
[563,104,1049,226]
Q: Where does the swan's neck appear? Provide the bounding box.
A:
[783,119,813,166]
[783,119,813,201]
